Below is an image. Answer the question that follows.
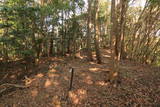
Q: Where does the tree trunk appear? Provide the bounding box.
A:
[49,35,54,56]
[61,9,65,56]
[119,0,128,60]
[86,0,93,61]
[109,0,119,83]
[94,0,102,64]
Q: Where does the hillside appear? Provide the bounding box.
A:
[0,49,160,107]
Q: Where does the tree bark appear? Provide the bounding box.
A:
[86,0,93,61]
[94,0,102,64]
[109,0,119,83]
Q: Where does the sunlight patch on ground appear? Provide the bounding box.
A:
[85,80,93,85]
[101,68,111,72]
[96,81,109,86]
[103,49,111,53]
[31,89,38,97]
[45,79,52,88]
[81,73,86,76]
[52,96,61,107]
[89,62,98,65]
[69,92,79,104]
[36,73,44,78]
[112,72,118,77]
[10,75,16,79]
[89,67,100,72]
[103,54,111,58]
[49,57,64,61]
[49,68,57,73]
[83,75,93,85]
[52,81,59,86]
[64,76,69,81]
[77,89,87,95]
[48,73,59,78]
[86,75,92,81]
[69,89,87,105]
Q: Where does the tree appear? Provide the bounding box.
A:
[94,0,102,64]
[86,0,93,61]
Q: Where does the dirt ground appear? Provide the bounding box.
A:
[0,49,160,107]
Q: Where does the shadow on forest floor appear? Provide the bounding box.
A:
[0,49,160,107]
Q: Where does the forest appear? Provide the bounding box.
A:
[0,0,160,106]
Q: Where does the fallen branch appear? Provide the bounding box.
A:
[1,83,29,88]
[0,83,29,95]
[0,73,8,83]
[0,87,7,94]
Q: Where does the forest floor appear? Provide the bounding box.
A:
[0,49,160,107]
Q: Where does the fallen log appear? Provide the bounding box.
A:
[0,83,29,96]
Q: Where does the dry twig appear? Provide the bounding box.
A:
[0,83,29,88]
